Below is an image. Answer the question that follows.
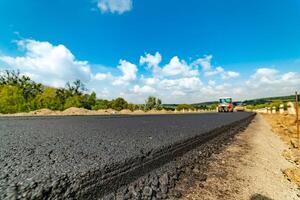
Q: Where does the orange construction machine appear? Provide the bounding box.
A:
[218,97,234,112]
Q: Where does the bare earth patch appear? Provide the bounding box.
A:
[261,113,300,191]
[177,114,299,200]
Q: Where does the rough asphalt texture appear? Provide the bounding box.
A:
[0,112,253,199]
[110,116,253,200]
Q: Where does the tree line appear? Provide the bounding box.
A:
[0,70,163,114]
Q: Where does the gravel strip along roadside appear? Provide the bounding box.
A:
[178,114,300,200]
[0,112,254,199]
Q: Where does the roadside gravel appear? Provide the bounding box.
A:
[178,114,300,200]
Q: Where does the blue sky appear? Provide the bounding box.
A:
[0,0,300,103]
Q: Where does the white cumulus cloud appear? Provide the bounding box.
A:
[246,67,300,88]
[221,71,240,80]
[92,72,111,81]
[159,77,202,91]
[140,53,199,78]
[113,60,138,85]
[244,67,300,99]
[194,55,239,80]
[193,55,213,71]
[161,56,199,77]
[141,77,158,85]
[171,90,186,96]
[204,66,224,76]
[0,39,91,87]
[132,85,156,94]
[97,0,132,14]
[140,52,162,74]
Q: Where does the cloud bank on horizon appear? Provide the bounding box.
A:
[0,39,299,104]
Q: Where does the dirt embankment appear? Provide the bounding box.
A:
[263,113,299,149]
[177,114,299,200]
[262,113,300,190]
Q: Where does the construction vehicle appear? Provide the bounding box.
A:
[234,102,245,112]
[218,97,234,112]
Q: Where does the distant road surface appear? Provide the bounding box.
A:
[0,112,253,199]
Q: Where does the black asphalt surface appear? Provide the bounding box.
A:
[0,112,253,199]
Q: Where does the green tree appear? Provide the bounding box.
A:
[0,70,139,113]
[88,92,97,106]
[128,103,138,111]
[138,104,146,111]
[0,85,26,113]
[155,98,162,110]
[35,87,61,110]
[64,95,83,109]
[145,96,157,111]
[111,97,128,111]
[55,80,88,110]
[80,92,97,110]
[65,80,86,96]
[55,88,68,110]
[92,99,111,110]
[0,70,42,101]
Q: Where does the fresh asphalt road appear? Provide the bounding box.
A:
[0,112,252,192]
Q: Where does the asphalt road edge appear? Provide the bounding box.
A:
[6,113,255,200]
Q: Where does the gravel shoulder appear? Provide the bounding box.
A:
[178,114,299,200]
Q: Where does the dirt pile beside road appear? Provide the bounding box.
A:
[62,107,90,115]
[263,113,299,148]
[118,109,133,114]
[0,109,60,116]
[29,108,57,115]
[132,110,146,114]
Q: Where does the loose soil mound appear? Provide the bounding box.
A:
[62,107,90,115]
[119,109,133,114]
[105,108,117,114]
[94,109,111,115]
[144,109,173,115]
[146,110,160,114]
[132,110,145,114]
[29,108,55,115]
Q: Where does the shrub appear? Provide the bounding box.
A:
[176,104,195,111]
[111,97,128,111]
[0,85,27,113]
[64,95,83,110]
[92,99,111,110]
